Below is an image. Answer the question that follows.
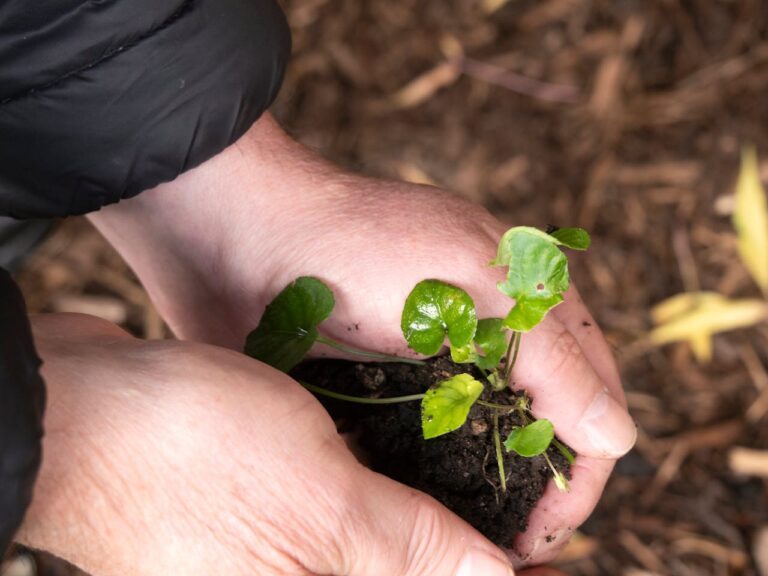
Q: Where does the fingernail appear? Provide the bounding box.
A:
[577,389,637,457]
[456,547,515,576]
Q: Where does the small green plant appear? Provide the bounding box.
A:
[244,226,590,492]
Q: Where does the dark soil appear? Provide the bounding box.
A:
[292,355,570,547]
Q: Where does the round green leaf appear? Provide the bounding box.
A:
[504,419,555,457]
[401,280,478,356]
[421,374,484,439]
[503,294,564,332]
[491,226,559,267]
[549,227,591,251]
[244,277,335,372]
[474,318,508,370]
[493,227,570,332]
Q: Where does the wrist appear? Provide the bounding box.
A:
[88,112,347,344]
[16,326,145,574]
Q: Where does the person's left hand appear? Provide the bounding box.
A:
[90,113,635,565]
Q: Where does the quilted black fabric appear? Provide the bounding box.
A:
[0,0,290,217]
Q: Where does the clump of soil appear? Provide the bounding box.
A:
[292,356,571,547]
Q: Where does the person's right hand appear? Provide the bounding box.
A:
[19,313,519,576]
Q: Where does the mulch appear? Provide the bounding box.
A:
[8,1,768,574]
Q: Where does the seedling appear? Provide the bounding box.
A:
[245,226,590,492]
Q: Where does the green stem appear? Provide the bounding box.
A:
[476,399,515,412]
[503,331,522,381]
[542,450,569,491]
[552,438,575,464]
[492,409,507,493]
[510,331,521,367]
[497,333,516,386]
[316,334,425,366]
[300,381,425,405]
[542,451,558,476]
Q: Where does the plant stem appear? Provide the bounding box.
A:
[476,399,515,412]
[492,409,507,493]
[316,334,425,366]
[552,438,575,464]
[300,381,425,404]
[503,331,522,382]
[542,451,558,477]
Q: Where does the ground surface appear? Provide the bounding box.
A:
[5,0,768,574]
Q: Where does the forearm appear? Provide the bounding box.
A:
[14,318,144,574]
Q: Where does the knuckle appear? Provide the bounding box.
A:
[402,491,453,575]
[542,325,583,382]
[297,474,364,573]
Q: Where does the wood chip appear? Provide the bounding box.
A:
[613,161,701,187]
[554,531,599,563]
[618,531,665,573]
[396,163,438,187]
[729,447,768,478]
[0,556,35,576]
[754,526,768,576]
[391,61,461,109]
[671,537,748,570]
[52,294,128,325]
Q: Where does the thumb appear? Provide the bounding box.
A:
[342,468,516,576]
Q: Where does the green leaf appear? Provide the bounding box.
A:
[421,374,484,439]
[504,419,555,457]
[401,280,478,356]
[493,227,570,332]
[491,226,559,266]
[549,227,591,251]
[244,277,335,372]
[504,294,564,332]
[474,318,508,370]
[450,343,477,364]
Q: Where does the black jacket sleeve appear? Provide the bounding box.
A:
[0,0,291,218]
[0,268,46,553]
[0,0,291,552]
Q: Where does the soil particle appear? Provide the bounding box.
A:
[293,355,571,547]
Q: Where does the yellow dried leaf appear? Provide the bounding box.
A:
[650,292,723,324]
[649,294,767,363]
[733,147,768,294]
[690,333,713,363]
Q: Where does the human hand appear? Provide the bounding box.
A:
[89,113,636,565]
[21,313,518,575]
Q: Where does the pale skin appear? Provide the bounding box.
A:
[16,114,636,575]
